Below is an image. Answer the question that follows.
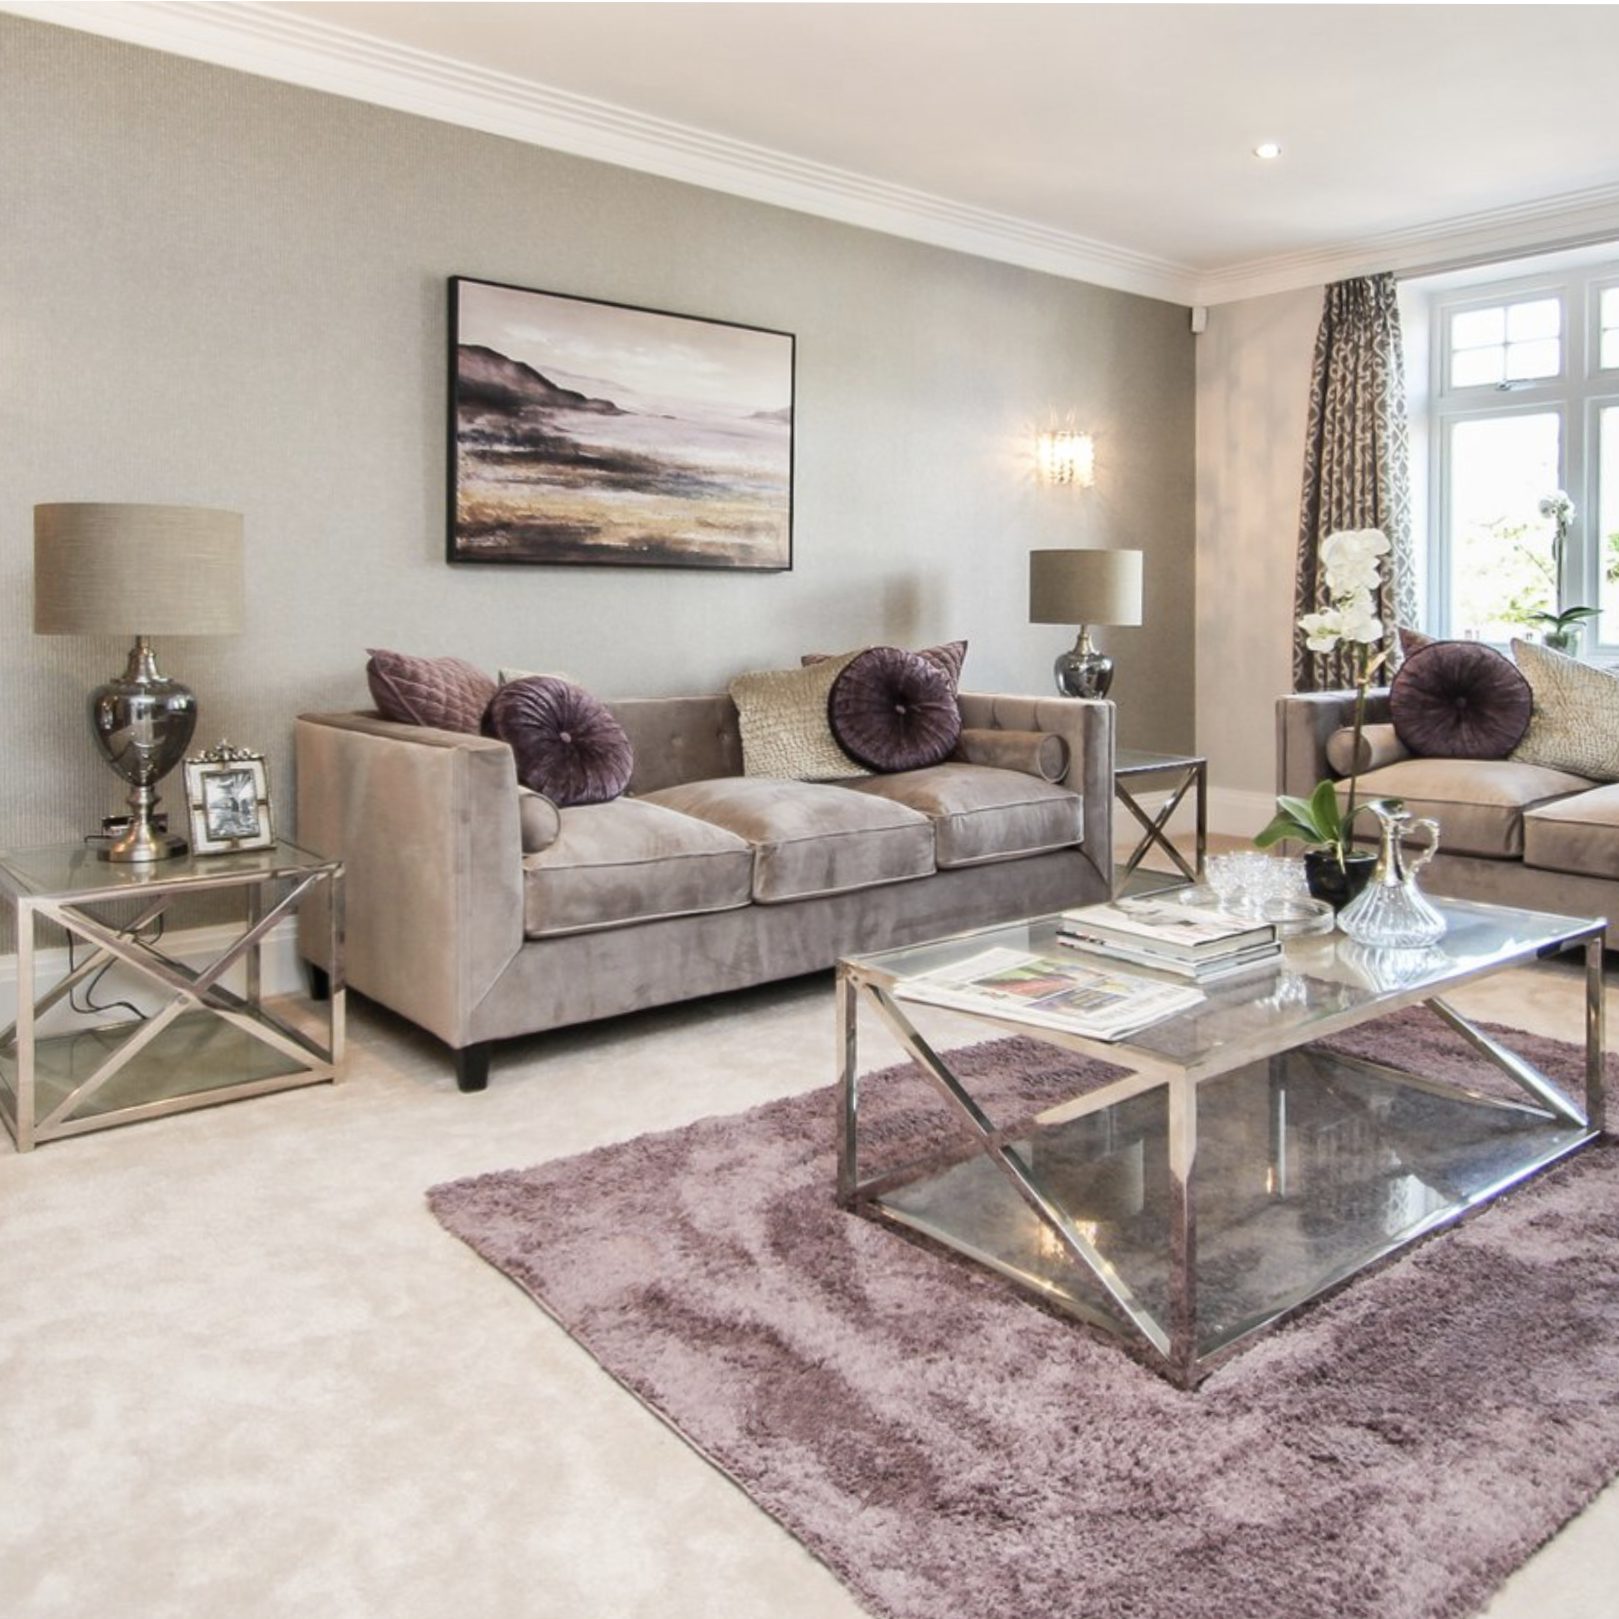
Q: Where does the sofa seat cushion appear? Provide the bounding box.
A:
[1337,758,1597,860]
[1523,785,1619,880]
[847,764,1083,868]
[522,799,753,938]
[642,778,934,903]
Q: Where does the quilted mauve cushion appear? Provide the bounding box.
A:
[828,646,962,773]
[485,676,634,807]
[366,649,496,734]
[802,640,968,693]
[1389,641,1531,759]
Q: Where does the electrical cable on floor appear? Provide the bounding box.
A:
[63,831,159,1023]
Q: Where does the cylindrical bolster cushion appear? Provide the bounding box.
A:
[1325,723,1411,778]
[517,787,562,853]
[951,727,1070,782]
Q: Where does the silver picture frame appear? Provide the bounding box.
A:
[183,744,274,855]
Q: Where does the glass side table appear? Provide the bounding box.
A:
[1114,748,1207,894]
[0,840,343,1151]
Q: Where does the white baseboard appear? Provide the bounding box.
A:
[0,919,305,1034]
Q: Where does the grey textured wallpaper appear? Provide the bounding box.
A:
[0,17,1193,914]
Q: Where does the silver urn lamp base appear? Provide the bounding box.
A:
[1053,626,1116,699]
[90,636,196,862]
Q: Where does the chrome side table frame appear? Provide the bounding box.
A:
[1113,750,1207,892]
[0,843,344,1151]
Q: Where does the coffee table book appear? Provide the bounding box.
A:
[1056,933,1281,983]
[1060,897,1276,961]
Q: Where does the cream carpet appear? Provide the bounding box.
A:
[3,958,1617,1618]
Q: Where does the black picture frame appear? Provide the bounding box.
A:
[447,275,795,571]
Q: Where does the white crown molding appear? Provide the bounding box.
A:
[11,3,1618,310]
[1,0,1200,304]
[1192,181,1619,305]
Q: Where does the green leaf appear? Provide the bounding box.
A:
[1308,778,1343,838]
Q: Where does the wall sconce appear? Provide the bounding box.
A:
[1036,430,1095,487]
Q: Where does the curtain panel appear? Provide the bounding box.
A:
[1292,273,1418,691]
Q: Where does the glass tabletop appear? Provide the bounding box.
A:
[0,839,336,902]
[844,897,1603,1082]
[1115,748,1204,775]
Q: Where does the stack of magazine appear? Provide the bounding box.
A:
[1057,897,1281,983]
[894,946,1205,1042]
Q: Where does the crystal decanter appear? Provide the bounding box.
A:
[1338,801,1446,948]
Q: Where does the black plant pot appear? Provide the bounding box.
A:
[1304,848,1377,911]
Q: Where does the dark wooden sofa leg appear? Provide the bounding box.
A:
[454,1041,492,1093]
[307,963,331,1002]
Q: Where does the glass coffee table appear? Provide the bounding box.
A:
[836,899,1606,1388]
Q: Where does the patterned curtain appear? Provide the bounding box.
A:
[1292,273,1418,691]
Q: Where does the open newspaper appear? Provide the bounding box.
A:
[894,946,1204,1042]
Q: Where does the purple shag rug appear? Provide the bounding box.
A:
[428,1007,1619,1619]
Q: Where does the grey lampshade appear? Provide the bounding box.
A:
[34,503,245,637]
[1029,548,1144,627]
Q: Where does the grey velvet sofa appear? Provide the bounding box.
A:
[1278,689,1619,944]
[295,690,1115,1089]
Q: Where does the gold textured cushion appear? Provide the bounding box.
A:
[728,652,869,780]
[1510,639,1619,782]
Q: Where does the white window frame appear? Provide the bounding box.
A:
[1425,259,1619,654]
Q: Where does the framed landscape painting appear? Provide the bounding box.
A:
[448,276,794,570]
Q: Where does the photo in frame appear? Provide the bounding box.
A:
[448,275,794,570]
[183,745,274,855]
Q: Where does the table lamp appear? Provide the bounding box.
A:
[1029,547,1143,698]
[34,503,245,862]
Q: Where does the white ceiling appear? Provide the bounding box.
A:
[14,1,1619,304]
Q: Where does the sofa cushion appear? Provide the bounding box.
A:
[1389,641,1531,759]
[486,676,634,807]
[803,639,968,693]
[521,799,753,938]
[642,777,934,903]
[848,764,1083,868]
[366,649,495,733]
[1510,639,1619,782]
[728,653,868,781]
[1326,723,1409,778]
[1337,757,1597,859]
[828,647,962,772]
[951,727,1069,783]
[1523,785,1619,880]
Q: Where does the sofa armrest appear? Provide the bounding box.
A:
[294,712,524,1049]
[956,692,1114,891]
[1275,688,1393,798]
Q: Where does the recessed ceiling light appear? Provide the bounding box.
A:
[1253,142,1283,161]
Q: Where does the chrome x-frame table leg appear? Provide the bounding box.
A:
[837,965,1177,1367]
[1116,760,1207,888]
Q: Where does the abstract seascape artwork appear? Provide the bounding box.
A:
[448,276,794,570]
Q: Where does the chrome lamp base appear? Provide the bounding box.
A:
[1053,626,1115,699]
[90,637,196,862]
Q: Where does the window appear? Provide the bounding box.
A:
[1424,257,1619,652]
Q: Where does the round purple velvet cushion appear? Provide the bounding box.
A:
[828,646,962,773]
[1388,641,1532,759]
[484,677,634,807]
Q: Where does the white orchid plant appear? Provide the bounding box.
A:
[1257,528,1398,866]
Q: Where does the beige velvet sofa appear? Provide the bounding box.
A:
[295,690,1115,1089]
[1278,689,1619,944]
